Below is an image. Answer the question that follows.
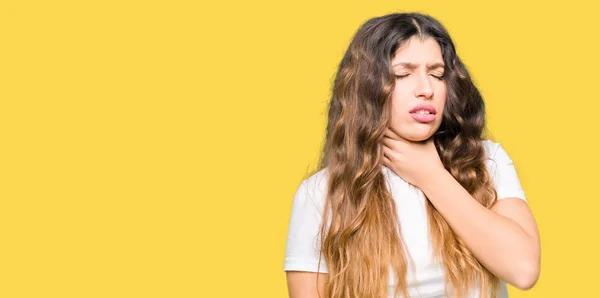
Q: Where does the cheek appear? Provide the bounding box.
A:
[437,86,448,112]
[389,94,409,124]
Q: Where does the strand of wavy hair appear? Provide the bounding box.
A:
[315,33,411,298]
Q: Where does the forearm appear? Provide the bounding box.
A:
[419,169,538,288]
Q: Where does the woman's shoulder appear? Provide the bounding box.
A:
[481,139,517,166]
[481,139,528,201]
[482,139,502,160]
[296,168,330,214]
[303,167,329,193]
[300,165,396,208]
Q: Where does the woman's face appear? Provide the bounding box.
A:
[389,36,447,142]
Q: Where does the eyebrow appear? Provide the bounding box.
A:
[392,62,445,70]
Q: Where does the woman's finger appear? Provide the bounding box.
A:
[381,136,393,149]
[382,143,396,161]
[382,155,391,168]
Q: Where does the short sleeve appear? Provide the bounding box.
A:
[489,143,528,202]
[283,180,329,273]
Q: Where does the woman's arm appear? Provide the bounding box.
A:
[286,271,328,298]
[419,169,541,290]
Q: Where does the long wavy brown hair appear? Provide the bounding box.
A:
[310,13,500,297]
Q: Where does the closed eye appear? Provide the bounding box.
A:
[395,74,444,80]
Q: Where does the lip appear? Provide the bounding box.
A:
[409,103,437,114]
[410,113,436,123]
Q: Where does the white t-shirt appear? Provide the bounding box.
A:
[283,140,527,297]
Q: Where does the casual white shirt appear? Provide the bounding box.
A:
[283,140,527,297]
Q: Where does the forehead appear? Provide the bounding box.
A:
[391,36,443,65]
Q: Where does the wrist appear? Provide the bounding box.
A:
[417,166,449,192]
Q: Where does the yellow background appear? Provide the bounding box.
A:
[1,0,597,297]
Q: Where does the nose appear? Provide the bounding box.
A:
[414,75,434,99]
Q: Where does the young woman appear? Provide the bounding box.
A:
[283,12,540,298]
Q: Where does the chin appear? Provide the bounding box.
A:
[397,127,435,142]
[404,135,431,142]
[395,121,442,142]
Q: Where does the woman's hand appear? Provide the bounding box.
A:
[381,127,445,188]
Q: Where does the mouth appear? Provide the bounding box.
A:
[409,104,437,115]
[409,104,437,123]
